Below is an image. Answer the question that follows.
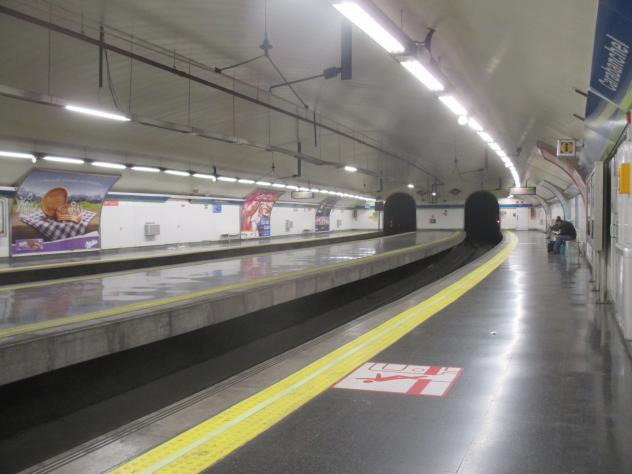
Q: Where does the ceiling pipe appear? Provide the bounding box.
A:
[0,5,441,183]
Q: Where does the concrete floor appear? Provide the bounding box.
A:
[210,232,632,473]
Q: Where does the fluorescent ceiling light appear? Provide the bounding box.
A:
[457,115,468,126]
[310,188,321,193]
[43,155,85,164]
[193,173,216,180]
[65,104,130,122]
[287,185,299,191]
[407,184,414,189]
[256,181,271,186]
[344,165,358,172]
[333,1,405,53]
[238,178,255,184]
[438,95,468,116]
[489,142,502,152]
[467,118,483,131]
[92,161,126,170]
[217,176,237,182]
[165,169,191,177]
[132,166,160,173]
[400,59,444,92]
[299,187,310,191]
[0,150,36,162]
[431,191,437,196]
[272,183,286,188]
[478,131,493,142]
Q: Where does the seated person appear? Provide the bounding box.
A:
[550,216,576,254]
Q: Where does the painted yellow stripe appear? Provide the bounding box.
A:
[0,231,462,339]
[109,232,517,474]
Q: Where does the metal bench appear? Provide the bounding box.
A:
[220,233,242,243]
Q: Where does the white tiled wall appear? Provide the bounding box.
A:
[98,201,378,250]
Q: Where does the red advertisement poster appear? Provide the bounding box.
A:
[240,189,284,237]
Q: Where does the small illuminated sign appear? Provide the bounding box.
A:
[291,191,314,199]
[510,187,536,195]
[557,139,576,157]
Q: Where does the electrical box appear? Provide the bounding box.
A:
[144,222,161,237]
[586,161,606,252]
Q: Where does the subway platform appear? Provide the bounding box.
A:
[0,230,379,285]
[21,231,632,473]
[0,230,462,385]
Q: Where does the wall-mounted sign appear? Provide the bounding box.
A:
[510,186,537,195]
[240,189,284,237]
[212,203,222,213]
[556,139,576,157]
[11,169,119,255]
[291,191,314,199]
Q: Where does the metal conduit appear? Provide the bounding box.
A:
[0,5,441,183]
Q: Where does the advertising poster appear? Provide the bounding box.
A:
[240,189,284,237]
[11,169,119,255]
[315,196,339,232]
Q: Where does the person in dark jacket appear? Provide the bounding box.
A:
[550,216,577,254]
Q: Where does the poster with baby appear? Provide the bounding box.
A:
[240,189,284,237]
[11,169,119,255]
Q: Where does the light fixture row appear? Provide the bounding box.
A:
[0,103,374,202]
[0,150,376,202]
[331,0,521,189]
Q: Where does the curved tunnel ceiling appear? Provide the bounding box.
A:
[0,0,598,200]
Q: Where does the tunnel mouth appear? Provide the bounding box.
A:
[383,192,417,235]
[464,190,503,246]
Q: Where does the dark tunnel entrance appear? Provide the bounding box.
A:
[464,190,503,246]
[384,193,417,235]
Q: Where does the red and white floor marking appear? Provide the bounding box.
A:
[333,362,462,397]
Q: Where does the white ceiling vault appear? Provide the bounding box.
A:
[0,0,597,201]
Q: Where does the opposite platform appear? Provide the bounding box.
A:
[0,230,379,285]
[0,230,463,385]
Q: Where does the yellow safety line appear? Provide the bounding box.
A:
[0,232,462,339]
[109,232,517,474]
[0,231,377,274]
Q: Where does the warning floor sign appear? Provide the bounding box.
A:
[333,362,462,397]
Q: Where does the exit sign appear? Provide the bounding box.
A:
[557,139,576,157]
[291,191,314,199]
[510,187,536,195]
